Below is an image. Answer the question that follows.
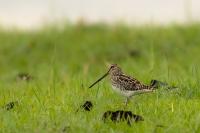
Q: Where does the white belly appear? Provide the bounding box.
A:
[112,85,135,97]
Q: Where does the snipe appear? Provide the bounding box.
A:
[89,64,155,105]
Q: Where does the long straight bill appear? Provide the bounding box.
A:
[89,72,109,88]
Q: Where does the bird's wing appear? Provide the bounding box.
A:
[118,74,141,91]
[118,74,150,91]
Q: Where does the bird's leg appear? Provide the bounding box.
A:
[125,97,130,106]
[123,97,129,109]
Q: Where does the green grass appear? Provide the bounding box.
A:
[1,23,200,133]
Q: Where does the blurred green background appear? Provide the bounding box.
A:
[1,23,200,82]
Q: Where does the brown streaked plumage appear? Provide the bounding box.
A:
[89,64,154,105]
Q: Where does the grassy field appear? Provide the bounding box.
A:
[0,23,200,133]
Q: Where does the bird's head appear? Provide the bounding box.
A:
[108,64,123,76]
[88,64,123,88]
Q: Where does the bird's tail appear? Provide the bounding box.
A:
[141,84,155,91]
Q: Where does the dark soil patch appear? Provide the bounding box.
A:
[128,49,141,58]
[61,126,70,132]
[150,79,177,90]
[3,101,18,111]
[102,110,144,125]
[150,79,168,88]
[17,73,33,81]
[80,101,93,111]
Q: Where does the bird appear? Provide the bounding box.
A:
[89,64,155,105]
